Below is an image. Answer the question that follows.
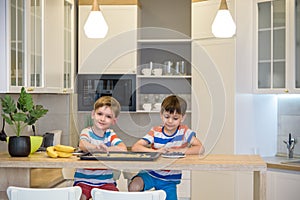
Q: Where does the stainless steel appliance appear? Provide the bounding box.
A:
[77,74,136,111]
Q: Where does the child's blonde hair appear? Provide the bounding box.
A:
[94,96,121,117]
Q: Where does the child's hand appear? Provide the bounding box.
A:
[157,147,169,154]
[96,143,108,152]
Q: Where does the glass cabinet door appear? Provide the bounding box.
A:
[30,0,43,87]
[257,0,286,90]
[295,0,300,88]
[63,0,74,90]
[10,0,25,87]
[10,0,43,89]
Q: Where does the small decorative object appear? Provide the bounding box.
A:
[0,87,48,157]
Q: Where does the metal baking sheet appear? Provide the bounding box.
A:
[80,151,161,161]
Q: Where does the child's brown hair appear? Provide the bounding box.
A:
[160,95,187,115]
[94,96,121,117]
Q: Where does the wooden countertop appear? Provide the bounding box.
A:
[0,152,267,200]
[263,156,300,172]
[0,152,266,171]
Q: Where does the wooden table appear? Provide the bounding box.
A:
[0,152,267,200]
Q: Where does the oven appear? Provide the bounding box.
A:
[77,74,136,111]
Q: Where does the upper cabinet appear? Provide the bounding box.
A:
[0,0,76,93]
[254,0,300,94]
[78,3,139,74]
[254,0,287,93]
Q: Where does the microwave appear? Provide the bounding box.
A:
[77,74,136,111]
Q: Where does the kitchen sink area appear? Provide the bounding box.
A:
[264,155,300,172]
[281,159,300,165]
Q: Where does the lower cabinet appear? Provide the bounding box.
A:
[267,169,300,200]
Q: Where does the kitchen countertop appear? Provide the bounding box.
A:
[0,152,267,200]
[263,155,300,172]
[0,152,266,170]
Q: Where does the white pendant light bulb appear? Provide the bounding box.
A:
[212,0,236,38]
[84,0,108,39]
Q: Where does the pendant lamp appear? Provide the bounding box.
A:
[211,0,236,38]
[84,0,108,38]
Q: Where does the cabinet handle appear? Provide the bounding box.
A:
[27,87,34,92]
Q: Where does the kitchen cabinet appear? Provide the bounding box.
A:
[0,0,76,93]
[78,4,139,74]
[267,169,300,200]
[191,38,236,200]
[62,0,76,93]
[136,0,191,113]
[0,0,42,93]
[43,0,76,93]
[254,0,300,94]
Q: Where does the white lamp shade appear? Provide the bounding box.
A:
[211,10,236,38]
[84,11,108,39]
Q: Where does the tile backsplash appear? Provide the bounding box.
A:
[277,97,300,157]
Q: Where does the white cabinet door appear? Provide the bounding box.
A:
[267,170,300,200]
[43,0,64,93]
[191,39,235,154]
[0,0,9,93]
[0,0,39,93]
[78,5,138,74]
[253,0,300,94]
[191,38,236,199]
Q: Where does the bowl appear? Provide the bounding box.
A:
[6,136,43,154]
[30,136,43,154]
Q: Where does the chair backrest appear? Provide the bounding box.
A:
[7,186,82,200]
[91,188,166,200]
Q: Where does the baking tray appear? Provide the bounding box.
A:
[80,151,161,161]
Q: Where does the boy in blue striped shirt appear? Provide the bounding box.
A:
[128,95,204,200]
[74,96,127,200]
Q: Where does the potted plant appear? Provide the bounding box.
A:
[0,87,48,157]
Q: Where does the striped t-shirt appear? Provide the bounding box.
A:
[74,127,122,186]
[142,125,196,182]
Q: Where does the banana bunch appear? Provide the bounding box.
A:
[46,145,75,158]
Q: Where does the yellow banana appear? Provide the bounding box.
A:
[46,146,58,158]
[54,144,75,153]
[56,151,73,158]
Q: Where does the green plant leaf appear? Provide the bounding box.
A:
[17,87,34,112]
[26,105,48,125]
[0,95,17,114]
[12,113,27,122]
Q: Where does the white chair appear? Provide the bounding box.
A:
[91,188,166,200]
[7,186,82,200]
